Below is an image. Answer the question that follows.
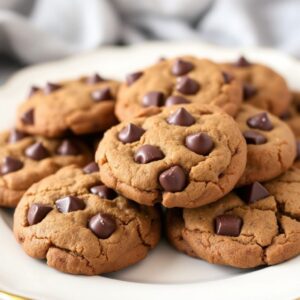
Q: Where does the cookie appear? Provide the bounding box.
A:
[115,56,242,121]
[221,56,291,116]
[235,104,296,186]
[167,169,300,268]
[14,165,161,275]
[0,129,91,207]
[96,104,247,208]
[16,74,120,137]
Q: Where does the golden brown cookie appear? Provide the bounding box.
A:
[0,129,92,207]
[167,170,300,268]
[96,104,247,208]
[115,56,242,121]
[235,104,296,186]
[14,165,161,276]
[221,56,291,116]
[16,74,120,137]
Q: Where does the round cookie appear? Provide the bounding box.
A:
[14,165,161,275]
[167,172,300,268]
[235,104,296,186]
[0,129,92,207]
[115,56,242,121]
[221,56,291,116]
[96,104,247,208]
[16,74,120,137]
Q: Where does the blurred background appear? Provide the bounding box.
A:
[0,0,300,83]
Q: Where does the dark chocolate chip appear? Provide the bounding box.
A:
[234,56,251,67]
[8,129,28,143]
[83,162,99,174]
[237,181,270,204]
[279,110,291,120]
[118,123,145,143]
[222,72,234,84]
[28,86,40,98]
[243,130,267,145]
[243,83,257,100]
[165,96,190,106]
[185,132,214,155]
[90,185,117,200]
[142,91,165,107]
[171,59,194,76]
[57,140,80,155]
[44,82,62,94]
[27,204,52,225]
[159,165,186,192]
[167,107,195,126]
[86,73,103,84]
[296,141,300,161]
[21,108,34,125]
[247,112,274,131]
[91,87,114,101]
[215,215,243,236]
[1,156,24,175]
[88,213,116,239]
[134,145,164,164]
[56,196,85,213]
[176,76,200,95]
[25,142,50,161]
[126,71,143,85]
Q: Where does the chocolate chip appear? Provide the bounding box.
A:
[142,91,165,107]
[176,76,200,95]
[296,141,300,161]
[118,123,145,143]
[28,86,40,98]
[91,87,114,101]
[86,73,103,84]
[171,59,194,76]
[185,133,214,155]
[215,215,243,236]
[25,142,50,161]
[44,82,62,94]
[1,156,24,175]
[8,129,28,143]
[167,107,195,126]
[83,162,99,174]
[237,182,270,204]
[27,204,52,225]
[21,108,34,125]
[90,185,117,200]
[88,213,116,239]
[234,56,251,67]
[247,112,274,131]
[126,71,143,85]
[159,165,186,192]
[57,140,80,155]
[243,130,267,145]
[222,72,234,84]
[243,83,257,100]
[165,96,190,107]
[134,145,164,164]
[279,110,291,120]
[56,196,85,213]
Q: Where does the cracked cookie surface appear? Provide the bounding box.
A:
[16,75,120,137]
[14,165,161,275]
[0,129,91,207]
[167,167,300,268]
[236,104,296,186]
[115,56,242,121]
[96,104,247,208]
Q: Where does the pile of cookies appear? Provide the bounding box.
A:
[2,54,300,275]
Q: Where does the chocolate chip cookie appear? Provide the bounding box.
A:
[167,171,300,268]
[221,56,291,116]
[96,104,247,208]
[0,129,92,207]
[16,74,119,137]
[236,104,296,186]
[14,165,161,275]
[115,56,242,121]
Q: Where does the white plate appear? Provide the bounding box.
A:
[0,42,300,300]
